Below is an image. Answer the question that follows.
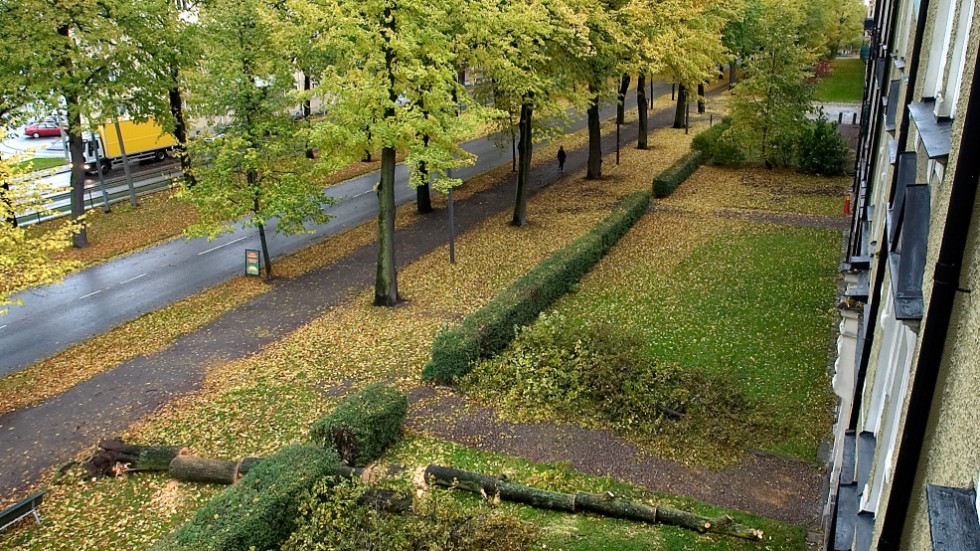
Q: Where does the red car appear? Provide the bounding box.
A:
[24,121,63,138]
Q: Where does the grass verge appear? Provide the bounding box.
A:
[814,58,865,103]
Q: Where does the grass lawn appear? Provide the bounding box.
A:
[466,164,845,466]
[814,58,866,103]
[14,157,67,172]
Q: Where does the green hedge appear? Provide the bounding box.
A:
[422,191,650,384]
[309,383,408,467]
[152,445,340,551]
[652,150,704,198]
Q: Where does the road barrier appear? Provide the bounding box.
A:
[14,169,184,227]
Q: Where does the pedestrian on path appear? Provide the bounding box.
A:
[557,146,567,173]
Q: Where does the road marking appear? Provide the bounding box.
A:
[0,325,7,331]
[120,273,147,285]
[198,236,248,256]
[79,289,103,299]
[353,190,372,198]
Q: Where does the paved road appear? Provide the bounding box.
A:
[0,83,671,376]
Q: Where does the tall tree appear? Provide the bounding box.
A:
[578,0,628,179]
[306,0,476,305]
[467,0,591,225]
[728,0,817,167]
[179,0,336,278]
[0,0,162,248]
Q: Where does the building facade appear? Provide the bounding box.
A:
[825,0,980,549]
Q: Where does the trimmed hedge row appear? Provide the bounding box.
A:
[151,445,340,551]
[421,191,651,384]
[309,382,408,467]
[652,150,704,198]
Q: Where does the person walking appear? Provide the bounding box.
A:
[557,146,567,173]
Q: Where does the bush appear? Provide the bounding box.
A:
[283,477,539,551]
[422,191,650,383]
[652,150,704,198]
[691,118,745,166]
[152,445,340,551]
[309,383,408,467]
[461,316,748,436]
[796,118,849,175]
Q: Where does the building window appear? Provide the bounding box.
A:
[935,0,976,118]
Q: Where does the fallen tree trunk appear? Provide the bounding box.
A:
[169,456,242,485]
[574,492,658,524]
[424,465,575,511]
[423,464,763,541]
[86,440,190,476]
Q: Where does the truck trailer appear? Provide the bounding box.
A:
[82,119,177,173]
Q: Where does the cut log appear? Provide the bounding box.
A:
[85,440,190,476]
[574,492,658,523]
[423,464,764,541]
[500,481,575,512]
[169,456,242,485]
[424,465,498,494]
[656,506,712,533]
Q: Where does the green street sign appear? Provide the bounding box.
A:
[245,249,261,276]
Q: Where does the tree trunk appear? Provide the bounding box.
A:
[575,492,658,523]
[251,185,272,278]
[168,80,194,186]
[637,74,649,150]
[697,83,706,114]
[729,59,738,88]
[423,464,764,541]
[672,84,687,129]
[85,440,190,476]
[65,95,88,249]
[417,134,432,213]
[304,73,315,159]
[616,73,631,125]
[1,180,16,227]
[512,99,532,227]
[586,91,601,180]
[169,456,242,484]
[374,146,398,306]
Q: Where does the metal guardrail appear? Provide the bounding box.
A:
[14,168,184,227]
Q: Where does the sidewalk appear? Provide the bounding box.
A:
[0,97,691,502]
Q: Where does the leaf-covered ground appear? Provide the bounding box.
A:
[0,119,703,550]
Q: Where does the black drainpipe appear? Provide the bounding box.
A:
[877,44,980,551]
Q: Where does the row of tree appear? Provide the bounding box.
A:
[0,0,865,311]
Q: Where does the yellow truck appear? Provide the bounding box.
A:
[83,119,177,173]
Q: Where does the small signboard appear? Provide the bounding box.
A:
[245,249,261,276]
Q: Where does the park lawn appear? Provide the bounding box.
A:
[467,164,845,466]
[0,117,699,549]
[14,157,67,172]
[814,58,865,103]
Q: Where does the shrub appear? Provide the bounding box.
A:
[796,118,849,175]
[152,445,340,551]
[692,118,746,166]
[309,383,408,466]
[282,477,539,551]
[652,150,704,198]
[461,316,748,436]
[421,191,649,383]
